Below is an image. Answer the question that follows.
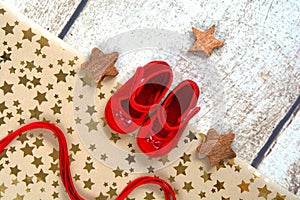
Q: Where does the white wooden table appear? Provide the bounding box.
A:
[4,0,300,196]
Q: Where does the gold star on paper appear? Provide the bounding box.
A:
[81,47,119,83]
[199,191,206,198]
[110,132,121,143]
[0,8,6,15]
[0,183,7,193]
[237,180,250,193]
[2,23,14,35]
[51,104,62,114]
[17,134,28,144]
[70,143,81,154]
[33,138,44,148]
[80,75,94,87]
[54,69,68,83]
[85,118,99,132]
[49,148,59,162]
[25,60,36,71]
[1,51,11,62]
[13,193,24,200]
[106,187,117,198]
[57,59,64,66]
[101,117,107,127]
[15,42,22,49]
[273,192,286,200]
[36,36,49,48]
[235,165,241,172]
[29,106,42,119]
[95,192,109,200]
[221,197,230,200]
[31,77,41,87]
[144,192,155,200]
[10,165,21,176]
[86,105,97,115]
[31,156,43,168]
[183,182,194,192]
[98,92,105,100]
[18,75,30,86]
[0,81,13,95]
[22,28,36,41]
[168,176,175,183]
[113,167,123,177]
[34,169,48,182]
[213,180,225,191]
[174,162,188,176]
[159,155,170,165]
[34,91,47,104]
[257,185,271,200]
[12,179,19,186]
[83,178,95,190]
[52,192,59,199]
[200,171,212,182]
[189,25,224,56]
[49,163,59,174]
[84,162,95,173]
[180,153,191,163]
[20,143,34,157]
[0,101,7,113]
[196,128,236,166]
[23,175,33,186]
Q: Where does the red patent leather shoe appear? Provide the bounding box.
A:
[136,80,200,157]
[105,61,173,134]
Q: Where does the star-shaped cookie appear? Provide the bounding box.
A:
[196,128,236,166]
[189,25,224,56]
[81,48,119,83]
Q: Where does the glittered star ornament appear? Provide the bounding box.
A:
[189,25,224,56]
[196,128,236,166]
[81,48,119,83]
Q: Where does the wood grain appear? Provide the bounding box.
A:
[258,108,300,196]
[63,0,300,163]
[3,0,81,35]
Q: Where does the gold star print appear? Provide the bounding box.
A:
[68,59,75,67]
[144,192,155,200]
[49,163,59,174]
[18,75,30,86]
[10,165,21,176]
[0,81,13,95]
[234,165,241,172]
[273,192,286,200]
[33,138,44,148]
[49,148,59,162]
[15,42,22,49]
[12,179,19,186]
[22,28,36,41]
[36,36,49,48]
[13,193,24,200]
[34,91,48,104]
[33,169,48,183]
[17,134,28,144]
[0,101,8,113]
[200,171,212,182]
[213,180,225,191]
[98,92,105,99]
[51,104,62,115]
[80,74,94,87]
[110,132,121,143]
[95,192,109,200]
[54,69,68,83]
[159,155,170,165]
[180,152,191,163]
[86,105,97,116]
[173,162,188,176]
[57,59,64,66]
[2,22,14,35]
[0,8,6,15]
[257,185,272,200]
[31,156,43,168]
[70,143,81,154]
[83,178,94,190]
[20,143,34,157]
[237,180,250,193]
[52,192,59,199]
[22,175,34,186]
[183,181,194,193]
[197,129,236,166]
[29,106,43,119]
[81,47,119,83]
[221,197,230,200]
[113,167,123,177]
[0,183,7,193]
[106,187,117,198]
[83,162,95,173]
[189,25,224,56]
[25,60,36,71]
[1,51,11,62]
[85,118,99,132]
[199,191,206,198]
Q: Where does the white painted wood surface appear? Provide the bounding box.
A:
[5,0,300,196]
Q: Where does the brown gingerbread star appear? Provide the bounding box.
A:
[189,25,224,56]
[196,128,236,166]
[81,47,119,83]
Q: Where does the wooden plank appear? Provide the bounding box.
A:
[63,0,300,164]
[3,0,82,35]
[258,107,300,196]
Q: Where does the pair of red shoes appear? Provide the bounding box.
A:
[105,61,200,157]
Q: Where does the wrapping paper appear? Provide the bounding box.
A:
[0,3,298,200]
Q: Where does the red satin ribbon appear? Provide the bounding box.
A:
[0,121,176,200]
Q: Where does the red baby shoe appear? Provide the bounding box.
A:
[136,80,200,157]
[105,61,173,134]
